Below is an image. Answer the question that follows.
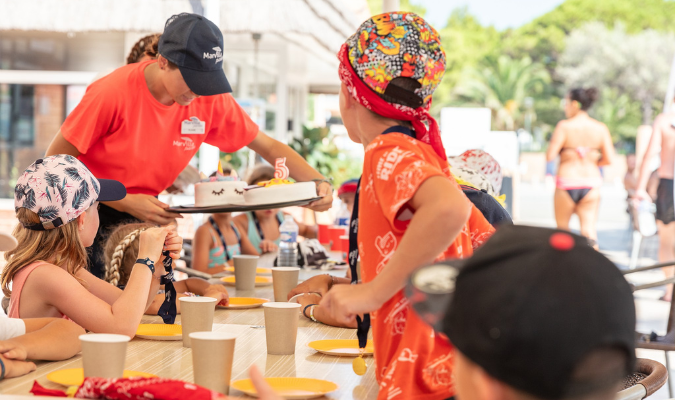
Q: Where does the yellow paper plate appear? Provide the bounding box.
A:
[217,297,269,309]
[220,276,273,287]
[47,368,156,387]
[135,324,182,340]
[308,339,374,356]
[225,266,272,275]
[231,377,339,399]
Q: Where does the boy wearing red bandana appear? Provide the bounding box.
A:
[321,12,494,400]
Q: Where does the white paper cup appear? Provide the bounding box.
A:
[233,255,259,290]
[179,297,217,347]
[272,267,300,302]
[80,334,131,378]
[190,331,237,394]
[262,302,301,355]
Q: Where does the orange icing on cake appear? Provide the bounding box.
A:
[258,178,293,187]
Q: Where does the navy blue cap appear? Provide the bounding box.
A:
[159,13,232,96]
[405,225,635,399]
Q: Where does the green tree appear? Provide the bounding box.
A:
[453,55,550,131]
[503,0,675,66]
[367,0,427,16]
[289,126,339,178]
[431,7,501,114]
[557,22,675,125]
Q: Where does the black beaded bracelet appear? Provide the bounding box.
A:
[303,304,318,319]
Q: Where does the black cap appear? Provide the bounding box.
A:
[405,225,636,399]
[158,13,232,96]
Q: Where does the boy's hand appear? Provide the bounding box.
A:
[320,282,385,326]
[0,341,27,361]
[204,285,229,306]
[287,275,332,300]
[0,353,36,379]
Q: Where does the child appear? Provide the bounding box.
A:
[0,317,84,379]
[104,222,229,311]
[320,13,494,400]
[234,164,316,254]
[337,179,358,215]
[407,226,635,400]
[0,155,181,338]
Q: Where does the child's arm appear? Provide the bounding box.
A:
[239,230,261,256]
[298,221,317,239]
[192,224,214,273]
[320,176,471,325]
[0,318,84,361]
[33,227,175,337]
[298,293,356,328]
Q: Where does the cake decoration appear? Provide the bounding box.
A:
[274,158,290,180]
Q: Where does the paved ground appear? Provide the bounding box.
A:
[518,181,673,398]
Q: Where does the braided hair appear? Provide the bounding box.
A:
[104,223,153,287]
[126,33,161,64]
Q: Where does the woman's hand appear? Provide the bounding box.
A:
[106,194,181,225]
[203,284,229,306]
[259,240,278,254]
[307,182,334,212]
[287,275,332,300]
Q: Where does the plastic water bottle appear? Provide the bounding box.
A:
[336,202,350,226]
[278,215,299,266]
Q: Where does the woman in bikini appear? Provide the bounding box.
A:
[546,88,615,247]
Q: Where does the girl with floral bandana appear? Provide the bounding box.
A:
[0,155,182,338]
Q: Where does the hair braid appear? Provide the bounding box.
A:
[105,228,146,287]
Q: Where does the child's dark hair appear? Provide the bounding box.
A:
[569,88,599,111]
[126,34,161,64]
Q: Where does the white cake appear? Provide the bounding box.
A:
[195,180,247,207]
[244,181,317,205]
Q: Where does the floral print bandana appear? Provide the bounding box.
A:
[338,12,447,160]
[14,155,126,230]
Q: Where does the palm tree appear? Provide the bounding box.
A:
[454,55,550,131]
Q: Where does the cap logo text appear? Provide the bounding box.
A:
[203,46,223,64]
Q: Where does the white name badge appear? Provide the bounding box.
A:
[181,117,206,134]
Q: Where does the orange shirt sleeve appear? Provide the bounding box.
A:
[467,204,495,249]
[369,135,454,230]
[204,94,260,152]
[60,79,122,155]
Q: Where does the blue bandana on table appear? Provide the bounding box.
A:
[158,251,177,324]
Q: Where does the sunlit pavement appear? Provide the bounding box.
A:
[518,182,673,398]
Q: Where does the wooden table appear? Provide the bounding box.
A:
[0,255,378,399]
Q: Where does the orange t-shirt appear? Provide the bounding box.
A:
[60,60,259,195]
[359,132,494,400]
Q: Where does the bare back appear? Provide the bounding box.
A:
[655,112,675,179]
[547,114,614,179]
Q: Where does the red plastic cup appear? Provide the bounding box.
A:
[318,224,331,245]
[340,235,350,261]
[329,226,347,252]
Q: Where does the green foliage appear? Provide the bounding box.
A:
[502,0,675,66]
[431,7,501,115]
[454,55,550,130]
[367,0,427,17]
[590,88,642,143]
[290,126,339,178]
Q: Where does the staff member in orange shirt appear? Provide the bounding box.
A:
[46,13,333,278]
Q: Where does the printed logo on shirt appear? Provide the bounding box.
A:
[181,117,206,134]
[203,46,223,64]
[173,137,196,151]
[376,147,413,181]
